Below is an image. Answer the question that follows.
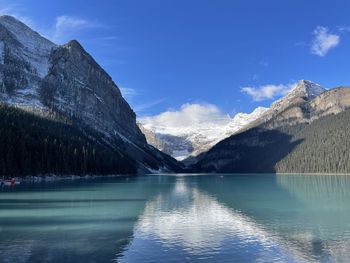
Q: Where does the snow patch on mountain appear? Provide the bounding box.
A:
[0,15,56,77]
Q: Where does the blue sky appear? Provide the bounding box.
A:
[2,0,350,119]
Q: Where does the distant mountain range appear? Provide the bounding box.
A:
[139,107,268,161]
[0,15,181,176]
[139,80,326,162]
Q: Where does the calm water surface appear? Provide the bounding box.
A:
[1,174,350,263]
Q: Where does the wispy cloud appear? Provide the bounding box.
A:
[119,86,166,114]
[259,60,269,67]
[133,98,167,113]
[337,26,350,33]
[51,15,103,43]
[119,87,139,100]
[241,83,295,101]
[310,26,340,57]
[0,1,110,45]
[252,74,259,81]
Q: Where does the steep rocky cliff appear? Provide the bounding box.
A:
[0,15,181,174]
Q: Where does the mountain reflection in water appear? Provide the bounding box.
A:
[1,174,350,263]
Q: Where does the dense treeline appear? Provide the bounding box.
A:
[0,105,137,176]
[194,109,350,174]
[275,110,350,173]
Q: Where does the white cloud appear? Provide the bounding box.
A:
[241,83,295,101]
[310,26,340,57]
[139,103,231,134]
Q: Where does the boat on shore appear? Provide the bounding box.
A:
[1,178,21,186]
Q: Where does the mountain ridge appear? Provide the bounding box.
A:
[140,80,325,162]
[193,85,350,173]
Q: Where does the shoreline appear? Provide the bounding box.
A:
[0,174,132,186]
[2,172,350,187]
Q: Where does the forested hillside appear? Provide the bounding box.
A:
[0,105,137,176]
[194,109,350,174]
[275,109,350,173]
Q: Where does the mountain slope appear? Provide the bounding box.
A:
[0,15,182,174]
[194,85,350,173]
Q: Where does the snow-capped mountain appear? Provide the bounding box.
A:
[270,80,325,114]
[251,80,327,128]
[0,15,181,173]
[139,107,268,161]
[139,80,325,161]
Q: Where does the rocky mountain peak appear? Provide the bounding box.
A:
[270,80,326,114]
[290,80,326,99]
[64,39,84,50]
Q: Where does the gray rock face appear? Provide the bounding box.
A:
[0,15,181,173]
[41,40,145,144]
[244,80,326,129]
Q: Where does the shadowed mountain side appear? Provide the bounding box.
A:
[193,128,303,173]
[0,176,176,263]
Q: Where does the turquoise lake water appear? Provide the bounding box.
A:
[1,174,350,262]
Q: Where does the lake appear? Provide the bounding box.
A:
[1,174,350,262]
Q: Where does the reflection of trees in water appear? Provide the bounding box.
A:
[276,174,350,261]
[276,174,350,207]
[197,174,350,262]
